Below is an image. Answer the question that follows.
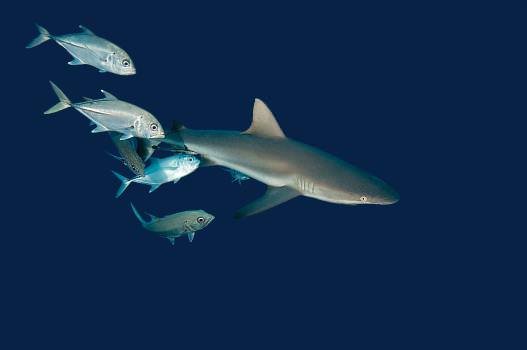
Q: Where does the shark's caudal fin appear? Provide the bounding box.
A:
[243,99,286,138]
[130,203,147,226]
[234,186,300,219]
[26,24,52,48]
[44,81,72,115]
[112,171,132,198]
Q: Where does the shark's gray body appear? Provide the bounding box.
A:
[163,99,399,218]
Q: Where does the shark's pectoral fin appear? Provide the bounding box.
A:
[234,186,300,219]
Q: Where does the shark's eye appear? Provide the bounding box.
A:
[122,59,130,67]
[360,196,368,202]
[150,123,158,131]
[197,217,205,224]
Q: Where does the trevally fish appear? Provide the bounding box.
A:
[26,24,136,75]
[44,81,165,140]
[224,168,251,184]
[107,132,145,176]
[130,203,214,244]
[112,153,200,197]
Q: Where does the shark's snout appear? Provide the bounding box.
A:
[379,185,400,205]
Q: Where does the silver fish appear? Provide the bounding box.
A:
[130,203,214,244]
[224,168,251,184]
[162,99,399,218]
[26,24,135,75]
[44,81,165,140]
[107,132,145,176]
[112,153,200,197]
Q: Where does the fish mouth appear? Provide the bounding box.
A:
[151,133,166,139]
[121,69,136,76]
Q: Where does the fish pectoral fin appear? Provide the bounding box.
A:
[119,133,134,141]
[187,232,195,242]
[234,186,300,219]
[149,184,162,193]
[68,58,84,65]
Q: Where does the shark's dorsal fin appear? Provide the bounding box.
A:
[100,90,118,100]
[79,25,95,36]
[243,99,286,138]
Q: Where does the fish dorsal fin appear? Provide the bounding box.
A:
[79,25,95,35]
[243,99,286,138]
[100,90,118,100]
[82,96,94,101]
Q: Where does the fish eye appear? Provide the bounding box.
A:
[360,196,368,202]
[186,157,194,162]
[197,217,205,224]
[122,59,130,67]
[150,123,158,131]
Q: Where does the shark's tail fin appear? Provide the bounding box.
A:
[26,24,52,48]
[44,81,72,115]
[112,171,132,198]
[130,202,147,225]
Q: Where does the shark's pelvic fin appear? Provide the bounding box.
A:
[234,186,300,219]
[243,99,286,138]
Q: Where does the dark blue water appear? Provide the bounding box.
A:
[1,1,517,349]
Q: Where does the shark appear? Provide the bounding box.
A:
[162,99,399,218]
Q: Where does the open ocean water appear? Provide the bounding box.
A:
[0,1,522,348]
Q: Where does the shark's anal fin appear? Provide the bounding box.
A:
[234,186,300,219]
[243,99,286,138]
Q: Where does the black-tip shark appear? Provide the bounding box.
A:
[162,99,400,218]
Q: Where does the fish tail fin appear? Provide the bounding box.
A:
[111,171,132,198]
[44,81,72,115]
[130,202,147,225]
[26,24,52,48]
